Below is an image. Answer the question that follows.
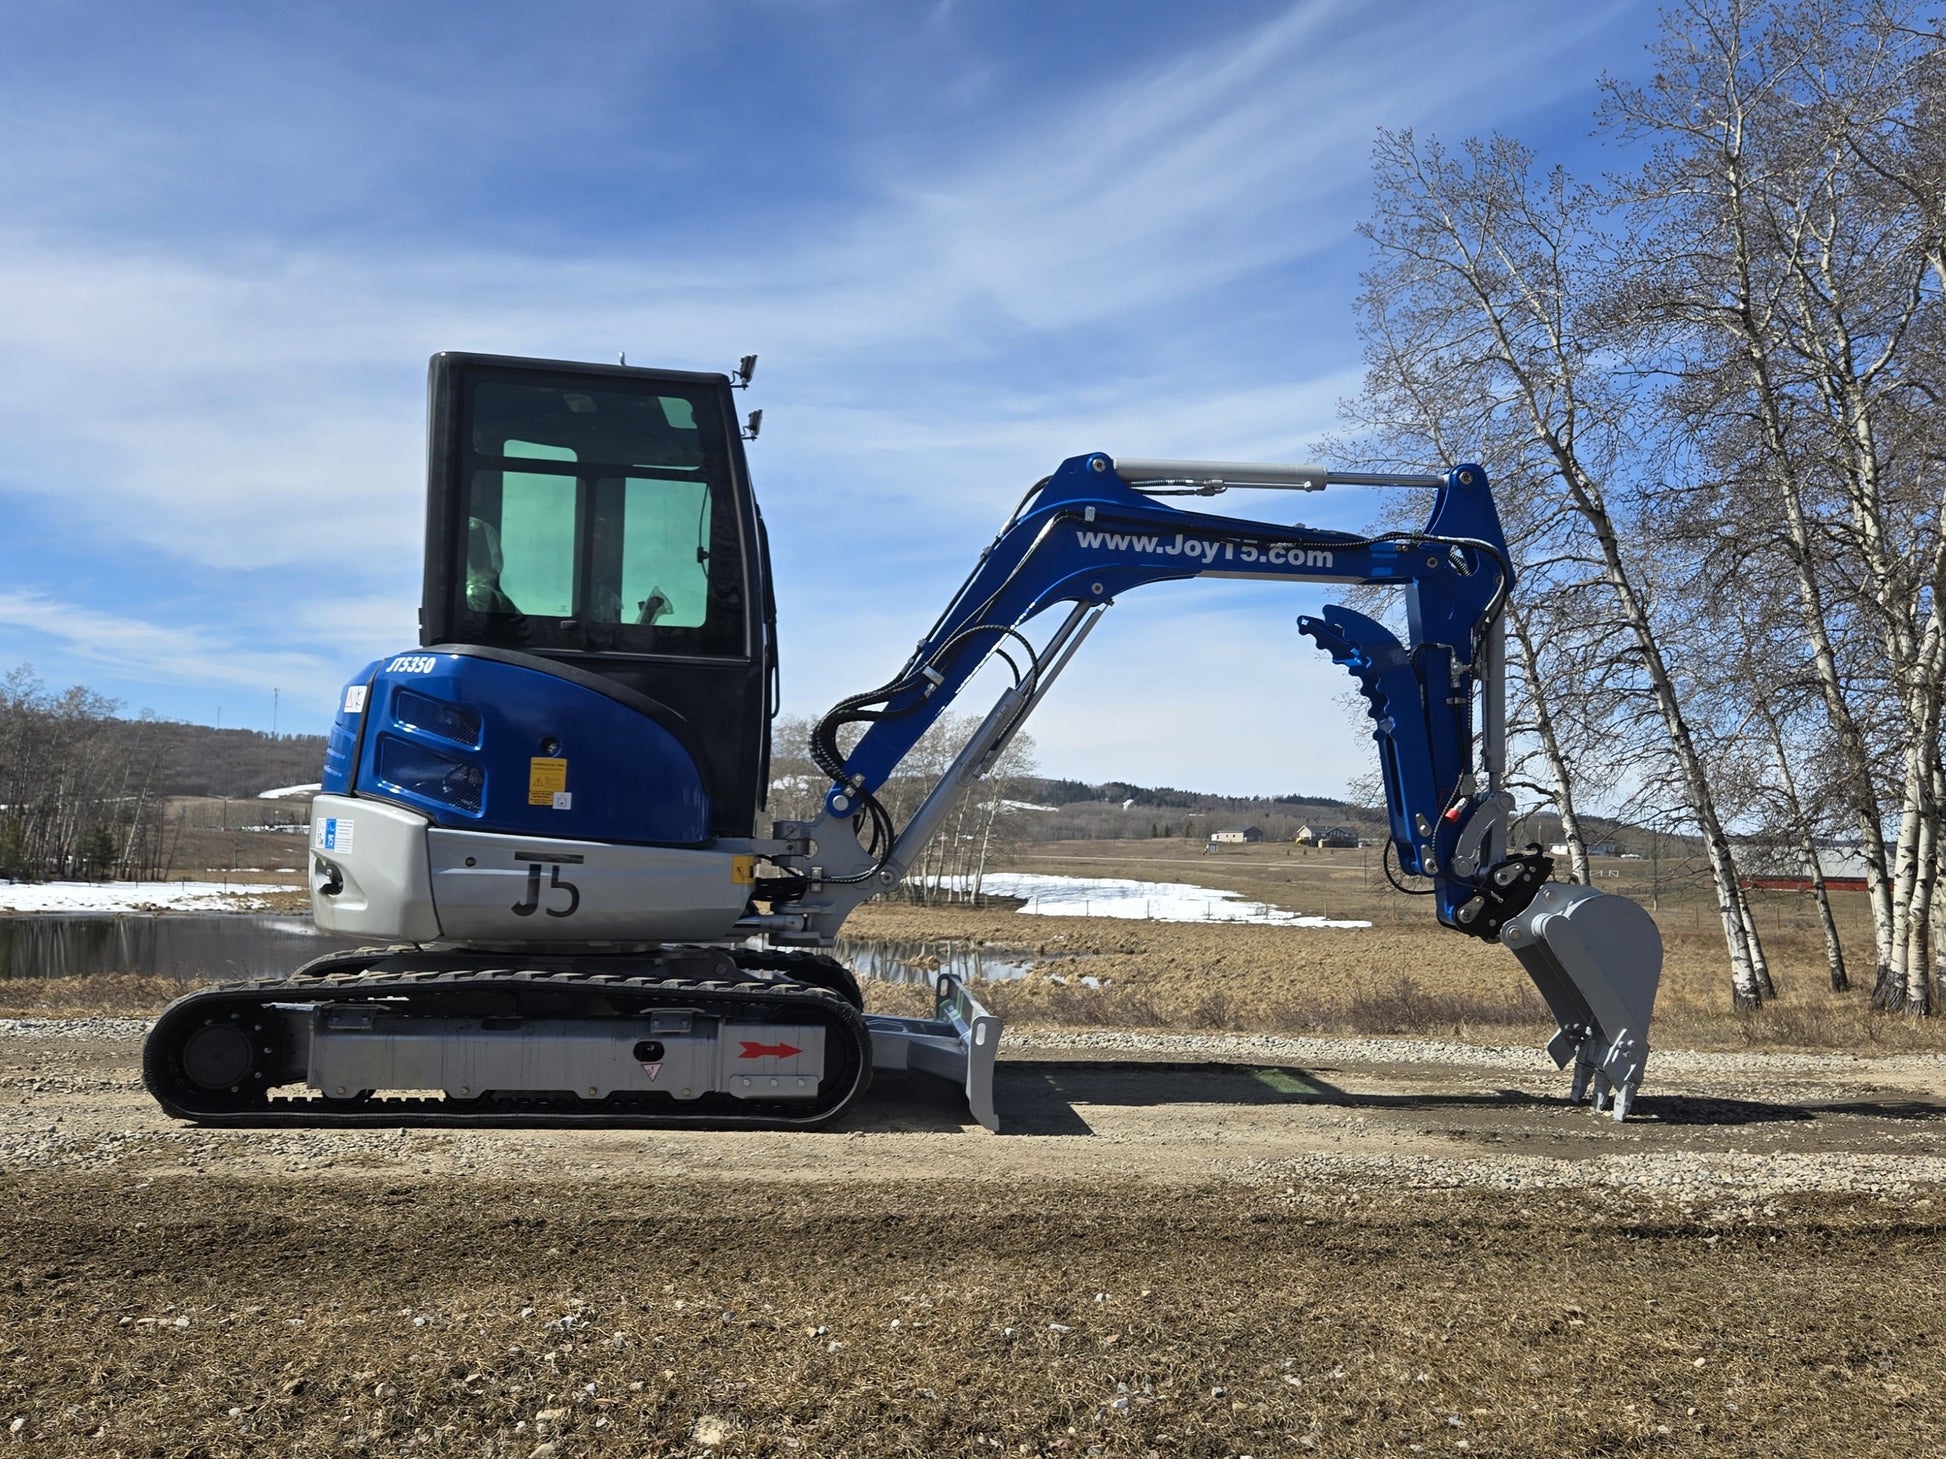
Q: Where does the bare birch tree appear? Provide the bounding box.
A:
[0,668,171,881]
[1603,0,1946,1010]
[768,710,1037,904]
[1347,129,1772,1005]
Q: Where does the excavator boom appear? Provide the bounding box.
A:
[777,452,1661,1118]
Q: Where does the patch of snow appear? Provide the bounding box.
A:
[256,783,322,800]
[935,873,1370,928]
[0,881,293,913]
[999,800,1057,812]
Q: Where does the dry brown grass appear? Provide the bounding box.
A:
[15,919,1946,1057]
[852,861,1946,1054]
[0,973,208,1018]
[958,974,1550,1041]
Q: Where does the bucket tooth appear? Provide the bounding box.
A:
[1596,1027,1645,1123]
[1590,1069,1613,1113]
[1568,1052,1595,1105]
[1609,1079,1637,1123]
[1501,884,1662,1120]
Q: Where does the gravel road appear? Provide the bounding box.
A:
[7,1016,1945,1202]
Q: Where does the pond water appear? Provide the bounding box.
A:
[0,914,363,981]
[0,914,1041,988]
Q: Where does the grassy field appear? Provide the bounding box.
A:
[847,841,1941,1055]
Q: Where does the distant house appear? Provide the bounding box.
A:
[1549,841,1618,858]
[1734,839,1874,891]
[1296,825,1358,848]
[1208,827,1263,844]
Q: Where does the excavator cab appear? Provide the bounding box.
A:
[420,353,776,838]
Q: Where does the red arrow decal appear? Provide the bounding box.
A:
[738,1040,802,1060]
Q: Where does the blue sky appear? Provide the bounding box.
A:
[0,0,1660,795]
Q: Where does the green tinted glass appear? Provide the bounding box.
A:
[457,376,747,657]
[592,475,711,628]
[495,441,577,617]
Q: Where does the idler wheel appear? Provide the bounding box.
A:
[180,1023,255,1090]
[146,1003,288,1113]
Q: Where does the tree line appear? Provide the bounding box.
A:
[0,666,326,882]
[1337,0,1946,1011]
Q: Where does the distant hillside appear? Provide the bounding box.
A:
[1008,776,1384,843]
[0,677,330,880]
[1000,777,1682,851]
[151,723,329,798]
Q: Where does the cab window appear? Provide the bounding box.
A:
[455,379,747,658]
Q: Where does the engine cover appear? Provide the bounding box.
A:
[324,649,712,847]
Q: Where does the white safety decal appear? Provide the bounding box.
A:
[316,817,354,854]
[343,685,369,714]
[552,791,573,811]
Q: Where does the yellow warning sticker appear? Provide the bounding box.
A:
[527,757,568,806]
[731,854,756,885]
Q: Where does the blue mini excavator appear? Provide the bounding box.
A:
[142,352,1663,1130]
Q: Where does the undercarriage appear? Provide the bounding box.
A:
[143,950,999,1130]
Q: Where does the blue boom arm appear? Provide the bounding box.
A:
[807,452,1535,938]
[789,449,1664,1120]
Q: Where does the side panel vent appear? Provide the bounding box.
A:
[394,689,483,748]
[377,735,485,814]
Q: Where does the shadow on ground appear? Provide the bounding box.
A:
[849,1060,1946,1140]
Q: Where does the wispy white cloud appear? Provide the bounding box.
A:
[0,591,345,712]
[985,592,1373,798]
[0,0,1628,565]
[289,592,423,664]
[0,0,1653,782]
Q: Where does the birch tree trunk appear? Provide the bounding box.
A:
[1505,602,1593,887]
[1603,0,1946,1010]
[1751,667,1850,990]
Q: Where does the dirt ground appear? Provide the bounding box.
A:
[6,1170,1946,1459]
[6,853,1946,1456]
[6,1011,1946,1458]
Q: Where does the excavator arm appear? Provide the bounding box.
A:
[773,453,1662,1120]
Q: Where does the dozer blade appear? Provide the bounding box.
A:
[1500,884,1662,1121]
[862,971,1003,1131]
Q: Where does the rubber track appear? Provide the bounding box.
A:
[142,967,873,1130]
